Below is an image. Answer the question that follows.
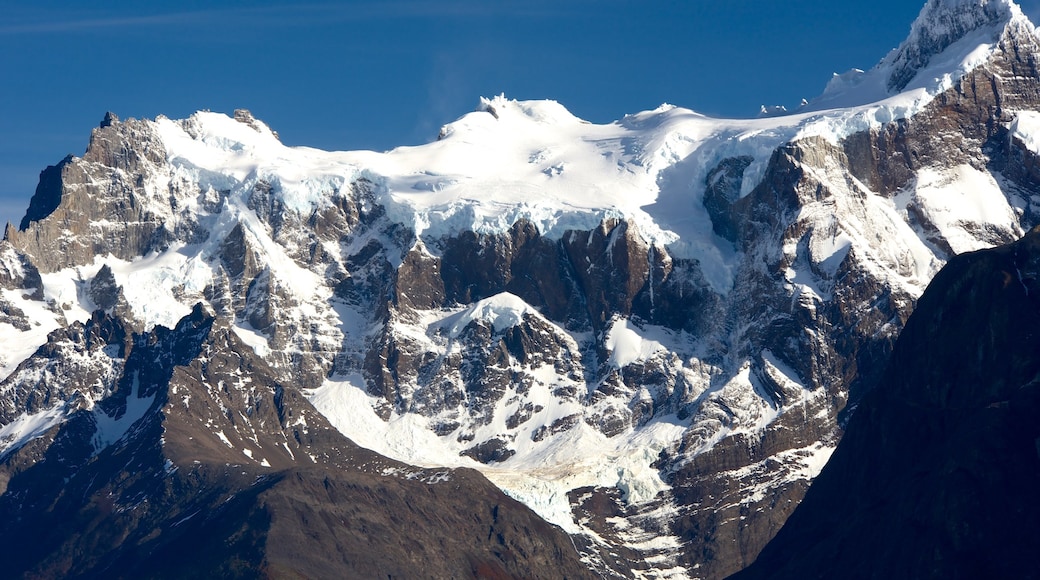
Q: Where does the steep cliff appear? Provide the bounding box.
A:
[735,226,1040,580]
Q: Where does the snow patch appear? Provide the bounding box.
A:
[604,318,667,368]
[0,402,68,457]
[91,374,156,452]
[1011,110,1040,154]
[912,164,1021,254]
[231,322,272,357]
[720,442,837,506]
[215,430,233,448]
[442,292,537,336]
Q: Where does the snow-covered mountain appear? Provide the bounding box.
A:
[2,0,1040,577]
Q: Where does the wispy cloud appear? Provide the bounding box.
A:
[0,1,580,36]
[0,12,213,35]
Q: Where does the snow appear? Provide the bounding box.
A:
[604,318,667,368]
[306,374,467,467]
[761,349,807,391]
[0,5,1032,575]
[215,430,233,448]
[91,373,157,452]
[807,0,1025,111]
[306,375,687,535]
[150,85,1010,296]
[110,248,213,330]
[144,2,1023,295]
[719,442,837,507]
[481,417,686,533]
[156,113,357,216]
[0,289,61,381]
[808,230,853,276]
[728,364,782,433]
[231,322,272,357]
[39,269,92,326]
[864,189,944,292]
[0,402,68,458]
[1011,110,1040,154]
[442,292,537,336]
[35,251,212,333]
[912,165,1021,254]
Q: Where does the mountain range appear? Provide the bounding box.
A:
[1,0,1039,577]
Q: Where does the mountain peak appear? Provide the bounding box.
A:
[886,0,1027,92]
[473,94,584,126]
[809,0,1033,110]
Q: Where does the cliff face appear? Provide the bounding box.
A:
[2,2,1040,577]
[735,226,1040,580]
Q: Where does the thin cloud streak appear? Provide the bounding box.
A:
[0,1,583,36]
[0,12,212,35]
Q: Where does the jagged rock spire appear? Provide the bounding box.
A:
[100,111,119,128]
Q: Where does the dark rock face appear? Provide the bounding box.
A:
[735,227,1040,580]
[703,155,754,242]
[563,219,651,330]
[89,264,120,311]
[18,155,71,231]
[439,219,586,325]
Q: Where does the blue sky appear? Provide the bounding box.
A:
[2,0,1039,227]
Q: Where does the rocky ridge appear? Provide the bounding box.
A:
[0,304,591,578]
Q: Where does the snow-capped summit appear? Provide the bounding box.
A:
[886,0,1027,90]
[811,0,1034,110]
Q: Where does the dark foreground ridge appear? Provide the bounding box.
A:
[0,306,592,579]
[734,227,1040,579]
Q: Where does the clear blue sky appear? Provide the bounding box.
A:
[2,0,1039,227]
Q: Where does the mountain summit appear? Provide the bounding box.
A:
[887,0,1026,91]
[2,0,1040,577]
[814,0,1036,109]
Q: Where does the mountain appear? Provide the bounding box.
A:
[0,305,592,578]
[732,225,1040,580]
[2,0,1040,577]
